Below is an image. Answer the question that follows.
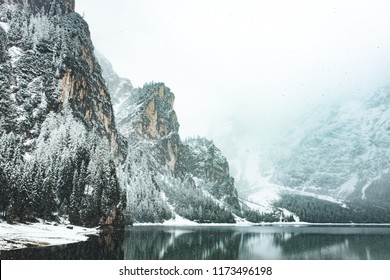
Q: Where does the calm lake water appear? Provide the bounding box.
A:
[2,225,390,260]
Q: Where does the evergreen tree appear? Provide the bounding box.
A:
[69,169,81,224]
[0,166,8,214]
[41,167,56,220]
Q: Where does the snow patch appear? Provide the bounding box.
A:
[162,215,199,226]
[239,183,283,213]
[8,46,24,67]
[0,21,9,33]
[0,219,98,251]
[240,198,274,214]
[292,189,347,208]
[338,174,359,197]
[361,175,381,199]
[84,184,93,195]
[277,208,299,222]
[233,215,254,225]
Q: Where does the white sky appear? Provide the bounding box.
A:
[76,0,390,143]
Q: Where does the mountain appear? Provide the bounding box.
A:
[97,54,243,223]
[120,83,241,223]
[182,137,241,212]
[0,0,124,227]
[245,89,390,222]
[269,89,390,203]
[94,51,133,118]
[204,86,390,223]
[0,0,243,228]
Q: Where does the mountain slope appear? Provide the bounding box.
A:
[269,89,390,205]
[97,55,242,223]
[236,89,390,222]
[182,137,241,212]
[0,0,124,227]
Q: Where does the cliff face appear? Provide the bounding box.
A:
[0,0,124,227]
[0,0,119,153]
[57,13,119,153]
[132,83,181,172]
[97,54,182,173]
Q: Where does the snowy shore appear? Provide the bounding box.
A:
[0,219,98,251]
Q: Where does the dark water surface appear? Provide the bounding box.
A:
[2,225,390,260]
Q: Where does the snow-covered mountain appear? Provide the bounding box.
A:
[0,0,243,228]
[97,54,243,223]
[237,89,390,222]
[0,0,124,227]
[182,137,240,212]
[268,89,390,205]
[204,87,390,222]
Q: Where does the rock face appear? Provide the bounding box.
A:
[183,137,241,212]
[0,0,119,153]
[132,83,181,172]
[97,53,182,174]
[98,54,242,222]
[0,0,124,227]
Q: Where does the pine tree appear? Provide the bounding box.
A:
[69,169,81,224]
[0,166,8,214]
[41,167,56,220]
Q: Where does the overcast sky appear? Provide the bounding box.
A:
[76,0,390,144]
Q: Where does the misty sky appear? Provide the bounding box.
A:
[76,0,390,162]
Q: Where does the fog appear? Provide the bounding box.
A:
[77,0,390,186]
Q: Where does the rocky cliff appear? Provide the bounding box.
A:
[183,137,241,212]
[131,83,181,173]
[97,53,182,174]
[0,0,124,227]
[0,0,119,152]
[98,54,242,223]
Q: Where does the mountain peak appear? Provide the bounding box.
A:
[135,83,178,140]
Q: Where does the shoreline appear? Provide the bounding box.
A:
[132,222,390,227]
[0,219,99,252]
[131,214,390,227]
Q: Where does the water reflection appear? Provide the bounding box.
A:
[123,227,242,259]
[123,226,390,260]
[2,225,390,260]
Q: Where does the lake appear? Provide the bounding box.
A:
[2,225,390,260]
